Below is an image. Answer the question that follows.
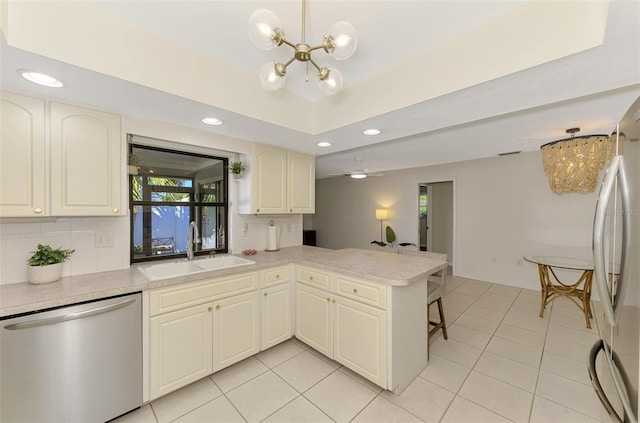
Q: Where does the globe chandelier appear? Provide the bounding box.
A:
[248,0,358,96]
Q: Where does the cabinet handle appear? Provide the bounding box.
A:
[113,208,119,213]
[256,209,260,213]
[264,292,268,297]
[276,274,280,279]
[353,288,358,294]
[326,297,330,302]
[33,208,43,214]
[332,298,336,303]
[207,307,212,312]
[290,209,293,212]
[216,305,220,310]
[309,276,314,281]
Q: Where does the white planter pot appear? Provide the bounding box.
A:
[28,263,63,284]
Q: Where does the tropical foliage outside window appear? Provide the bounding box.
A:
[129,144,228,263]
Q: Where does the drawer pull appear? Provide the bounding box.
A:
[216,305,221,310]
[34,208,43,214]
[256,208,260,213]
[309,276,314,281]
[276,274,280,279]
[332,298,336,303]
[113,208,119,213]
[264,292,268,297]
[290,209,293,212]
[353,288,358,294]
[326,297,330,302]
[207,307,212,312]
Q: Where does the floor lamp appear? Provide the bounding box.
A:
[375,209,388,243]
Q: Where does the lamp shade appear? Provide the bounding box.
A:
[375,209,388,220]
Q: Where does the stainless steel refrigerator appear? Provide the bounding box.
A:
[589,96,640,423]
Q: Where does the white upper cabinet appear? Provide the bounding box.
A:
[0,92,46,217]
[0,92,124,217]
[239,143,315,214]
[50,102,123,216]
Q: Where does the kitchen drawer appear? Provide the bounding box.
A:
[335,274,387,309]
[296,265,332,291]
[260,265,291,288]
[150,272,259,316]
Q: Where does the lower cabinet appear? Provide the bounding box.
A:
[295,277,388,388]
[213,291,260,372]
[150,303,213,399]
[261,282,292,350]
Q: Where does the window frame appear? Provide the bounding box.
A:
[129,144,229,264]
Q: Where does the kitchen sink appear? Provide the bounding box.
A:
[138,256,255,281]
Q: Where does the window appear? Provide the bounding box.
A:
[129,144,228,263]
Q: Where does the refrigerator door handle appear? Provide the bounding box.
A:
[593,155,630,326]
[589,340,624,423]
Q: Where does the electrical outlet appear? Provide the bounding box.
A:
[95,232,114,248]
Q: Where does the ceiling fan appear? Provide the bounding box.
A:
[329,158,385,179]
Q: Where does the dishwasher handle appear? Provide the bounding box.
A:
[4,297,137,331]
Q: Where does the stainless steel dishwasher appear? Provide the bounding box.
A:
[1,292,142,423]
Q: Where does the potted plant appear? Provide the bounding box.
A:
[26,243,75,284]
[229,160,246,179]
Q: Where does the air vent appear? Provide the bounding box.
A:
[498,151,521,156]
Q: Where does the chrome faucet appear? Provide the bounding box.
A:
[186,221,200,260]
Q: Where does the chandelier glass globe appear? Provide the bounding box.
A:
[326,21,358,60]
[318,68,343,96]
[248,9,283,51]
[259,62,286,91]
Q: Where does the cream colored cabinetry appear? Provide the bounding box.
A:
[240,143,314,214]
[295,267,388,388]
[0,92,123,217]
[212,291,260,372]
[148,272,259,400]
[149,303,213,399]
[0,92,46,217]
[50,102,122,216]
[260,265,292,349]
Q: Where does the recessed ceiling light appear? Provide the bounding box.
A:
[201,117,223,126]
[363,129,381,136]
[350,173,367,179]
[19,71,63,88]
[316,141,332,147]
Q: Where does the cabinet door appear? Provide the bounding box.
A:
[252,144,286,214]
[49,102,122,216]
[212,291,260,371]
[150,303,213,400]
[287,151,315,214]
[261,283,292,350]
[295,283,333,358]
[334,295,387,388]
[0,92,46,217]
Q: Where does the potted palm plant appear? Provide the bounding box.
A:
[27,243,75,284]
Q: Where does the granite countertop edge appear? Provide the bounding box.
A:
[0,246,447,318]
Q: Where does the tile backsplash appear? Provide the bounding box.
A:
[0,216,130,285]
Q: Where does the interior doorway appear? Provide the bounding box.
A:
[418,182,453,259]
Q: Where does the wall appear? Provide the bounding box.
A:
[313,151,599,290]
[0,117,303,285]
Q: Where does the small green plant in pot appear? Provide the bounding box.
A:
[229,161,246,179]
[27,244,75,285]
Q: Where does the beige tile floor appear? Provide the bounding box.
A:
[114,276,609,423]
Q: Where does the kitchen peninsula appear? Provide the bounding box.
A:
[0,246,446,398]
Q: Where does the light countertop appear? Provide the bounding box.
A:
[0,246,447,318]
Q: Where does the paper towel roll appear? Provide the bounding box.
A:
[267,225,278,251]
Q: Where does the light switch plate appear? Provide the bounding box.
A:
[95,232,114,248]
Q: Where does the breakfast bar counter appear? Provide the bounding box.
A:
[0,246,446,318]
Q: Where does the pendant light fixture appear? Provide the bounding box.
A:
[540,127,620,194]
[248,0,357,96]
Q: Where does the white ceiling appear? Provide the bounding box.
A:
[1,0,639,178]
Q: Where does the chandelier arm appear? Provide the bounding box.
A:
[307,44,325,52]
[308,58,323,72]
[281,38,297,49]
[282,56,297,69]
